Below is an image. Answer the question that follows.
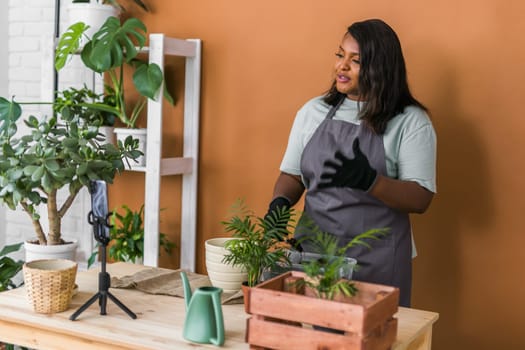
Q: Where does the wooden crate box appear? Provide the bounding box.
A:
[246,271,399,350]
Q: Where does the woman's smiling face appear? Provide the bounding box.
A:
[334,34,361,100]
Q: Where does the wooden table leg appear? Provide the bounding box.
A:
[406,325,433,350]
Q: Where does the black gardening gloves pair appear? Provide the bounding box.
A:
[265,138,375,251]
[318,138,377,192]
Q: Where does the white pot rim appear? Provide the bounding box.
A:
[24,239,78,250]
[114,127,147,135]
[67,3,117,10]
[24,259,78,271]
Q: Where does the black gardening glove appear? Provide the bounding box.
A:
[264,196,291,240]
[264,196,303,252]
[318,138,377,191]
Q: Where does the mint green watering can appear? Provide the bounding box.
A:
[180,271,225,346]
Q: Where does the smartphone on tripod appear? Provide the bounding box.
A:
[89,180,111,245]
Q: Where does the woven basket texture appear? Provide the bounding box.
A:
[23,259,78,314]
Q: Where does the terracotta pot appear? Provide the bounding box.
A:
[241,281,251,314]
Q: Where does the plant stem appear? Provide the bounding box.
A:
[20,202,47,245]
[58,186,81,218]
[47,189,61,245]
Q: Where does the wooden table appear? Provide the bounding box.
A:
[0,263,438,349]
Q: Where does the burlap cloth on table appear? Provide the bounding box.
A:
[110,267,244,305]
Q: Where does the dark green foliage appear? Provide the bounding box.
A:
[221,200,294,287]
[88,204,175,267]
[54,85,116,127]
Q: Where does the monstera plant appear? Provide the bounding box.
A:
[55,16,173,129]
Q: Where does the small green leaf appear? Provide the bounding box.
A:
[23,165,39,176]
[44,159,60,171]
[31,165,45,182]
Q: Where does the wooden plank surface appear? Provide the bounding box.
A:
[0,263,247,350]
[0,263,438,350]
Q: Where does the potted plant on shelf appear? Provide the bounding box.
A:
[55,15,174,168]
[221,200,294,288]
[0,91,140,261]
[87,204,175,267]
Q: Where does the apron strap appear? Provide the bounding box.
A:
[325,96,346,120]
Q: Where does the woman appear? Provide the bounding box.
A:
[267,19,436,307]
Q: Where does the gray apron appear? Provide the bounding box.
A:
[296,98,412,306]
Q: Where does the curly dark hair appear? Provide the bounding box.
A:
[323,19,427,134]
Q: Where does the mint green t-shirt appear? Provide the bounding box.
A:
[280,96,437,193]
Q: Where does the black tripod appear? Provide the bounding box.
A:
[69,210,137,321]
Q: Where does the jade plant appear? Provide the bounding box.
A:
[0,93,140,246]
[55,15,173,129]
[221,200,294,287]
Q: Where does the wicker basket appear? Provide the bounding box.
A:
[23,259,78,314]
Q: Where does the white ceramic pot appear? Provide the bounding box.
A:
[205,237,248,293]
[24,239,78,263]
[99,126,116,145]
[67,3,119,45]
[114,127,147,168]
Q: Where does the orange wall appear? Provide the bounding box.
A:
[110,1,525,349]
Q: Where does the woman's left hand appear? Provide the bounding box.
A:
[318,138,377,191]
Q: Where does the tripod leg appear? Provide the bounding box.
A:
[69,292,102,321]
[107,291,137,319]
[100,291,108,315]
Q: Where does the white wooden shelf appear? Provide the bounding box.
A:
[141,34,201,271]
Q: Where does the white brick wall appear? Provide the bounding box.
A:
[0,0,6,248]
[4,0,98,265]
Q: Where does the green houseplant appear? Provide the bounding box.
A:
[0,242,24,292]
[221,200,294,287]
[54,85,116,129]
[0,93,140,247]
[55,16,173,129]
[297,226,390,300]
[88,204,175,267]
